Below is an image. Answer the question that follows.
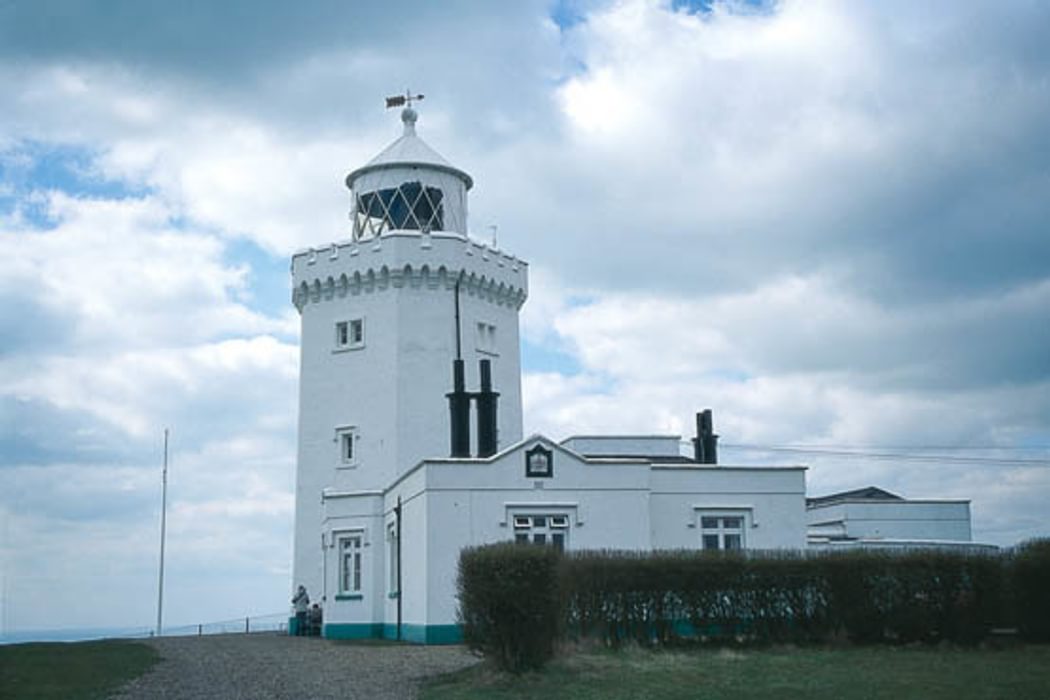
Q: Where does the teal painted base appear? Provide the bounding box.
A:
[323,622,462,644]
[323,623,384,640]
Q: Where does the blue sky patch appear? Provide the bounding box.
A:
[0,142,150,227]
[522,337,582,375]
[223,237,294,321]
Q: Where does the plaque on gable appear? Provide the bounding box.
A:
[525,444,553,478]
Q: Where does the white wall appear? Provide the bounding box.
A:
[650,466,808,551]
[291,230,528,609]
[387,439,808,628]
[562,435,684,457]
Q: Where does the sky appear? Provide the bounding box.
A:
[1,0,1049,634]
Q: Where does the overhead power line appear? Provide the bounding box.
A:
[720,443,1050,467]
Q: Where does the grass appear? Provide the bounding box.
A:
[0,639,159,700]
[422,644,1050,700]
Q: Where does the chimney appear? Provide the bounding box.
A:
[447,359,471,457]
[693,409,719,464]
[475,359,500,457]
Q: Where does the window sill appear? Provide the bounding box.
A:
[332,345,365,354]
[336,463,359,470]
[335,593,363,601]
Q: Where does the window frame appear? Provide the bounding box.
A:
[511,512,570,551]
[475,321,498,356]
[335,426,359,468]
[334,317,366,352]
[336,532,364,598]
[698,512,747,551]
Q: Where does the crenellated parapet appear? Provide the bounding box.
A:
[291,231,529,312]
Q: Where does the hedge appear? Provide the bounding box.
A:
[458,542,1050,670]
[1013,538,1050,641]
[563,549,1002,647]
[457,542,562,673]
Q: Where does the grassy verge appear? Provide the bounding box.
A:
[0,639,159,700]
[422,645,1050,700]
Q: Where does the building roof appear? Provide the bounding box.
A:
[346,107,473,190]
[806,485,903,508]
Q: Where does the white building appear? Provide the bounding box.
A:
[289,104,977,643]
[807,486,993,553]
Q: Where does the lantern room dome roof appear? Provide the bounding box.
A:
[346,107,473,190]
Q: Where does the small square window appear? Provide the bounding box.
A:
[335,318,365,350]
[476,322,497,355]
[550,515,569,529]
[513,516,532,529]
[699,511,747,551]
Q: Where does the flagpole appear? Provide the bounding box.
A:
[156,428,169,637]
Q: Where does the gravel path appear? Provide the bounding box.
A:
[111,633,479,700]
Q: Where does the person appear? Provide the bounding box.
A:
[292,585,310,636]
[308,603,323,637]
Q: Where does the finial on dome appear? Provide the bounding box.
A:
[385,91,425,134]
[401,106,418,133]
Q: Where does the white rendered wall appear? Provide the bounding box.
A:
[382,439,808,629]
[649,466,808,551]
[318,494,384,623]
[291,230,527,605]
[562,435,684,457]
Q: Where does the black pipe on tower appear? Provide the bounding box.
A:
[476,359,500,457]
[447,359,471,457]
[447,273,471,458]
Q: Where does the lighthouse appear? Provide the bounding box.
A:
[290,100,529,619]
[288,99,810,644]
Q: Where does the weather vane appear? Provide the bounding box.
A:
[385,91,424,109]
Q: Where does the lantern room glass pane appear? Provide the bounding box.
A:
[353,180,445,238]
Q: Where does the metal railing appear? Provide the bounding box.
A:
[115,612,288,640]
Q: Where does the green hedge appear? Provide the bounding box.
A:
[457,542,562,673]
[563,549,1002,647]
[1013,538,1050,642]
[458,544,1030,670]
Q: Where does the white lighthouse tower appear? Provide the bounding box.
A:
[290,100,529,613]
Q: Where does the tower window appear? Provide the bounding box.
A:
[335,426,359,467]
[476,322,497,355]
[335,319,365,350]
